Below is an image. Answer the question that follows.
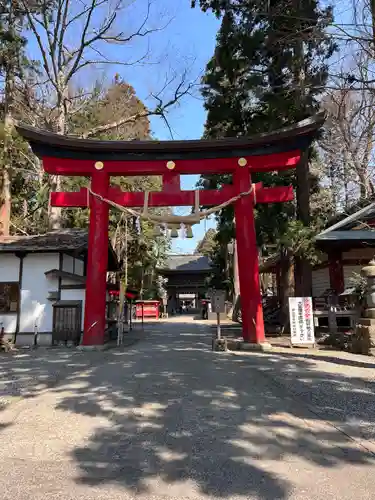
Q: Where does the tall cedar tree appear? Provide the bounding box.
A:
[0,0,47,235]
[0,1,27,235]
[194,0,336,301]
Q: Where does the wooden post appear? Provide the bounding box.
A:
[82,170,110,346]
[328,251,345,294]
[233,168,265,344]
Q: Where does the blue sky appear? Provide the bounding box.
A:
[122,1,220,253]
[26,0,220,254]
[24,1,360,254]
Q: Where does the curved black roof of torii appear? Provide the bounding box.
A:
[16,113,325,162]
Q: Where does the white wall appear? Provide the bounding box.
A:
[0,253,20,334]
[0,253,19,281]
[312,268,330,297]
[20,253,59,333]
[75,258,84,276]
[62,253,84,276]
[0,314,17,335]
[60,289,85,330]
[62,254,74,273]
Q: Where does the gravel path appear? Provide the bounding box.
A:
[1,319,375,499]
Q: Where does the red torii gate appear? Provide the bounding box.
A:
[17,114,324,346]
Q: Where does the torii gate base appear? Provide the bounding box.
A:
[17,114,323,346]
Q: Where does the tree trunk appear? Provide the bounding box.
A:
[48,86,67,230]
[0,44,15,236]
[294,149,312,296]
[358,166,374,200]
[48,175,62,230]
[231,239,241,322]
[293,19,312,297]
[371,0,375,54]
[233,239,240,299]
[140,266,144,299]
[0,167,11,236]
[279,247,294,332]
[0,113,12,235]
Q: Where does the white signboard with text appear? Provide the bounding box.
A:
[289,297,315,345]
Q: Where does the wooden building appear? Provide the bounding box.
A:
[261,202,375,298]
[158,254,211,314]
[0,229,118,346]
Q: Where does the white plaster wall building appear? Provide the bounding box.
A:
[0,229,118,346]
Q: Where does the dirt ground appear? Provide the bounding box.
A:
[1,318,375,499]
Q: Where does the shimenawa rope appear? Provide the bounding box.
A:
[87,184,256,226]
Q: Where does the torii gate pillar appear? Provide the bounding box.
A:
[82,170,110,346]
[234,168,265,343]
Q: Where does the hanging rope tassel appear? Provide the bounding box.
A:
[193,189,200,222]
[186,225,193,238]
[170,225,179,238]
[143,191,149,216]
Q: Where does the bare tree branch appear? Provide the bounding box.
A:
[20,0,58,91]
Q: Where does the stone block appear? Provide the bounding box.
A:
[226,338,241,350]
[240,341,272,352]
[36,333,53,346]
[15,334,35,347]
[76,344,110,351]
[212,338,228,352]
[361,262,375,278]
[352,324,375,355]
[364,309,375,319]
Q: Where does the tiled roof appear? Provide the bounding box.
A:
[16,113,324,161]
[321,199,375,231]
[318,202,375,236]
[161,254,212,272]
[0,229,88,252]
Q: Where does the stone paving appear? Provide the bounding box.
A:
[1,319,375,499]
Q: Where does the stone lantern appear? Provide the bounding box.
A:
[353,259,375,355]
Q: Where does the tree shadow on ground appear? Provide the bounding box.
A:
[2,321,375,498]
[263,350,375,369]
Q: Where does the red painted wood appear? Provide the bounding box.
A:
[52,190,88,207]
[163,172,181,192]
[328,251,345,294]
[50,186,237,208]
[135,301,160,319]
[233,168,265,344]
[42,150,301,176]
[50,184,293,208]
[82,170,110,346]
[109,185,238,207]
[256,185,294,204]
